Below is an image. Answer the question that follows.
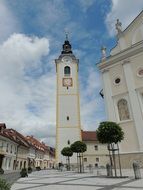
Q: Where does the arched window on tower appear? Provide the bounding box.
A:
[64,66,70,76]
[117,99,130,121]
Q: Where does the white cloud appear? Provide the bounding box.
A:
[0,0,20,43]
[80,66,105,130]
[0,33,57,147]
[106,0,143,36]
[0,33,105,147]
[78,0,96,12]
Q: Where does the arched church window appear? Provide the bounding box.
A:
[64,66,70,76]
[117,99,130,121]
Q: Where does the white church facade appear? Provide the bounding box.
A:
[98,11,143,167]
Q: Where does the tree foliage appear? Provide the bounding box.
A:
[96,121,124,144]
[96,121,124,177]
[0,178,11,190]
[61,147,73,157]
[70,141,87,153]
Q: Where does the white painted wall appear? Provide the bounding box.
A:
[56,56,81,164]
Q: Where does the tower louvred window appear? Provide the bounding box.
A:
[64,66,70,75]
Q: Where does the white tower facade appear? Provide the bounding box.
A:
[55,39,81,164]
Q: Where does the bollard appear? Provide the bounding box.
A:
[106,163,113,177]
[133,161,141,179]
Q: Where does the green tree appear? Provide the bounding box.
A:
[0,178,11,190]
[61,147,73,170]
[70,141,87,173]
[96,121,124,177]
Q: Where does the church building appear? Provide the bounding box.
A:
[98,11,143,168]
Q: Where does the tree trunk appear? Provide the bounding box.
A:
[67,156,70,171]
[108,144,113,176]
[77,153,79,172]
[111,143,117,177]
[68,156,70,171]
[117,143,122,177]
[82,152,84,173]
[79,153,82,173]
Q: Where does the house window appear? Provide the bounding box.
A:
[20,161,23,169]
[84,158,87,162]
[10,145,13,153]
[64,66,70,76]
[94,145,98,150]
[95,163,98,167]
[1,142,3,149]
[5,158,7,167]
[14,146,17,154]
[117,99,130,121]
[67,140,70,145]
[96,157,99,162]
[9,159,11,167]
[6,144,9,152]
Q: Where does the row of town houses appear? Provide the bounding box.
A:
[0,123,55,171]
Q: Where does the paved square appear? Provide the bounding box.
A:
[11,169,143,190]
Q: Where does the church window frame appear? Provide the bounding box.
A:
[114,76,121,85]
[138,90,143,114]
[141,92,143,113]
[117,98,130,121]
[64,66,71,76]
[137,67,143,77]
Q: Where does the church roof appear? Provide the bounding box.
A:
[81,130,97,141]
[123,10,143,34]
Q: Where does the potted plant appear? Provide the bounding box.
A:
[28,167,32,173]
[20,168,28,177]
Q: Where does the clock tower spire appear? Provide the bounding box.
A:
[61,34,73,54]
[55,38,82,164]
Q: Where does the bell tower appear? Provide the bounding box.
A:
[55,37,81,164]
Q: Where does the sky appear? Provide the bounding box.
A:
[0,0,143,147]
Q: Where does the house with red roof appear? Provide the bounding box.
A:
[0,123,55,171]
[82,130,109,168]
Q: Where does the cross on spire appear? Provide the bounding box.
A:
[64,29,69,41]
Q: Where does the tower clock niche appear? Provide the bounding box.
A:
[55,38,82,164]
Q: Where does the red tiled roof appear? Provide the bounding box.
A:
[26,136,55,157]
[26,136,45,152]
[0,123,55,156]
[0,123,29,147]
[4,129,30,147]
[81,130,97,141]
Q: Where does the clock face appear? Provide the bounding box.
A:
[63,78,72,87]
[62,56,72,64]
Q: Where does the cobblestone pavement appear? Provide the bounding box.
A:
[11,169,143,190]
